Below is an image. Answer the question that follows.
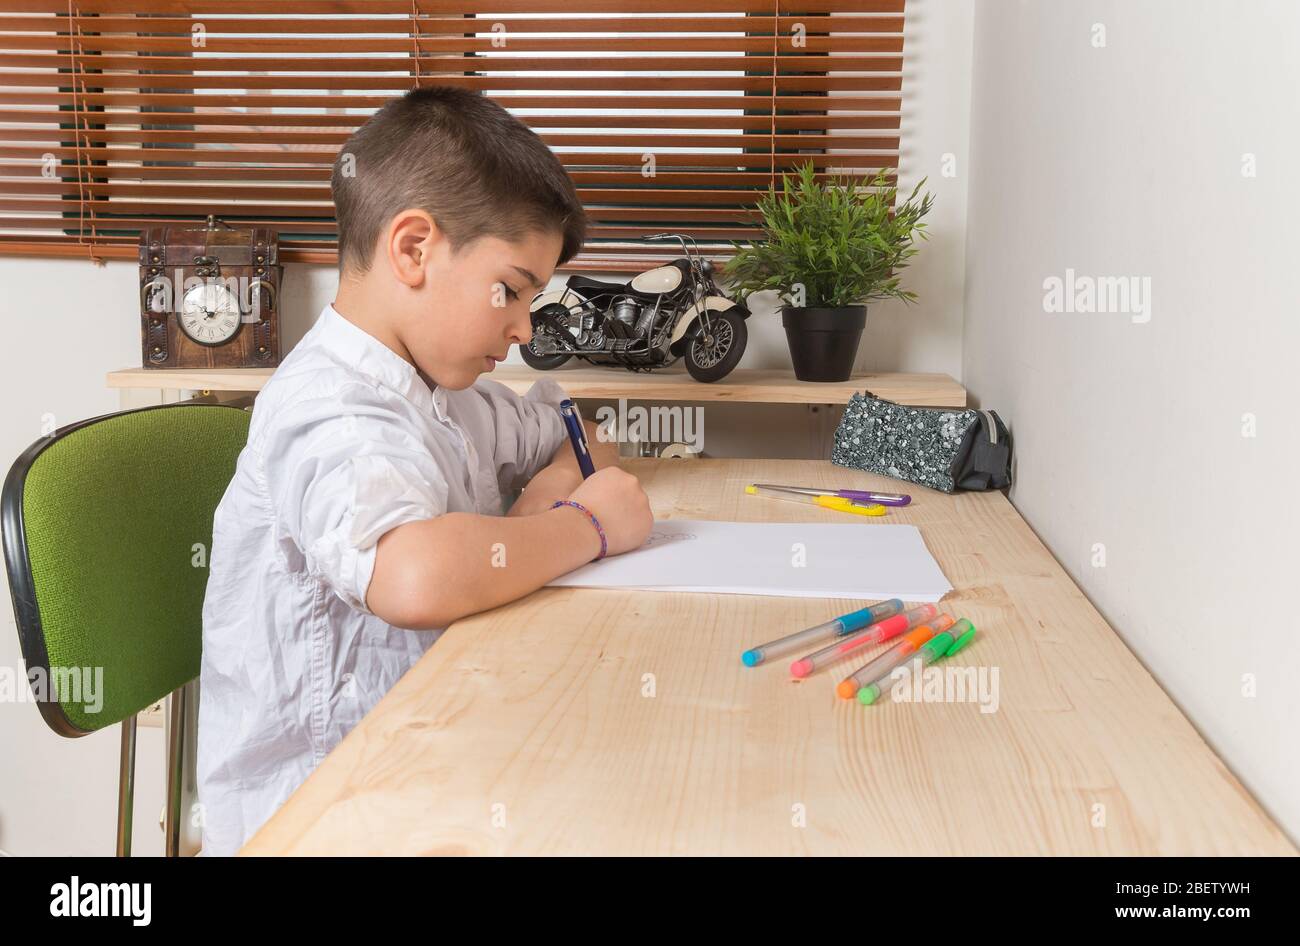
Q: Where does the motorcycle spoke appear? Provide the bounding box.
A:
[692,318,733,369]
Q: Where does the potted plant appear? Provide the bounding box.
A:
[724,161,933,381]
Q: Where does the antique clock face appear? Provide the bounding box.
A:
[178,281,242,346]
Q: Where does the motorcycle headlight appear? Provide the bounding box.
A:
[701,259,714,276]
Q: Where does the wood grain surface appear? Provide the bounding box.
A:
[241,460,1294,856]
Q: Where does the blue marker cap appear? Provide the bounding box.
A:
[836,598,904,635]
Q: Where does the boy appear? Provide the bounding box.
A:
[196,87,654,856]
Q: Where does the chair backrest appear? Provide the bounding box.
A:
[3,402,250,737]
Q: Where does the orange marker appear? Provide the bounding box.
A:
[835,615,955,699]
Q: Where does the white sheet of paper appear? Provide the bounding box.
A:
[547,519,952,602]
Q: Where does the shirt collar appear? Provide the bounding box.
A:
[314,303,448,420]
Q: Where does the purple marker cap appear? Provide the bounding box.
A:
[839,489,911,506]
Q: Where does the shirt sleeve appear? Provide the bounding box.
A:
[475,377,571,495]
[261,385,450,613]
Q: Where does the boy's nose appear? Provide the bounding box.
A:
[510,309,533,346]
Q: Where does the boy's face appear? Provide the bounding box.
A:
[403,228,563,391]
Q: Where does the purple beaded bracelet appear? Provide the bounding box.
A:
[552,499,608,561]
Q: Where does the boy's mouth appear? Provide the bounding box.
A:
[483,354,504,371]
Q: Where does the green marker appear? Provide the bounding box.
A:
[945,618,977,657]
[858,618,977,705]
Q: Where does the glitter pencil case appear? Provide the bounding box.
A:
[831,391,1012,493]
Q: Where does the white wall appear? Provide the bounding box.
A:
[0,258,163,855]
[963,0,1299,841]
[0,6,979,855]
[861,0,972,377]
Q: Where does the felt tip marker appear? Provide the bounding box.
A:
[750,483,911,507]
[745,484,886,517]
[857,618,976,705]
[835,614,955,699]
[741,599,903,667]
[789,603,938,678]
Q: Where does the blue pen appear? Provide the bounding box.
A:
[559,398,596,479]
[741,599,905,667]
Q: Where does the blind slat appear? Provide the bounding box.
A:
[0,92,905,111]
[5,34,905,53]
[1,14,907,33]
[6,1,904,14]
[0,109,903,132]
[1,144,900,169]
[5,74,901,92]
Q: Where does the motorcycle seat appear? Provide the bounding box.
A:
[566,274,628,295]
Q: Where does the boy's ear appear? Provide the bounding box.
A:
[386,209,440,288]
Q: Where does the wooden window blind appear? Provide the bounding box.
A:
[0,1,904,271]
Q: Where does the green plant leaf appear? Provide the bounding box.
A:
[723,160,934,308]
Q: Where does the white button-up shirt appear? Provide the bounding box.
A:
[197,303,569,856]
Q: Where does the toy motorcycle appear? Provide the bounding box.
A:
[521,233,750,382]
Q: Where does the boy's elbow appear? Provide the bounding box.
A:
[367,565,459,629]
[366,585,439,630]
[367,532,465,629]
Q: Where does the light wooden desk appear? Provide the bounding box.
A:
[241,459,1293,856]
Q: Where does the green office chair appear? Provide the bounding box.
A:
[2,401,250,856]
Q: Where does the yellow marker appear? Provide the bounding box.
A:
[745,484,886,517]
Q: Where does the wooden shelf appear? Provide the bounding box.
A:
[108,367,276,393]
[107,364,965,407]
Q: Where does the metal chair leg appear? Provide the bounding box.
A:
[116,716,137,857]
[164,685,189,857]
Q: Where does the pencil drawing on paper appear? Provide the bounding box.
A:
[642,529,699,547]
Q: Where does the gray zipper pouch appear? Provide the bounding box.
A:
[831,391,1012,493]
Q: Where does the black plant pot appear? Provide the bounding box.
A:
[781,305,867,382]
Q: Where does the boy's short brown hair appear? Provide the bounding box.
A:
[330,86,587,275]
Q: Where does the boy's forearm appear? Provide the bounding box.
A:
[508,417,618,517]
[508,462,582,517]
[367,505,601,630]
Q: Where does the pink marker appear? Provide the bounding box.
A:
[790,603,938,678]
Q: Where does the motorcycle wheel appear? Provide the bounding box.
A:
[684,308,747,382]
[518,340,572,371]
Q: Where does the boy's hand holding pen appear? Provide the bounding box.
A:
[552,399,652,559]
[561,468,653,559]
[367,400,650,629]
[509,401,619,517]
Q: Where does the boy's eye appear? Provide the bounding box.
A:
[496,282,520,303]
